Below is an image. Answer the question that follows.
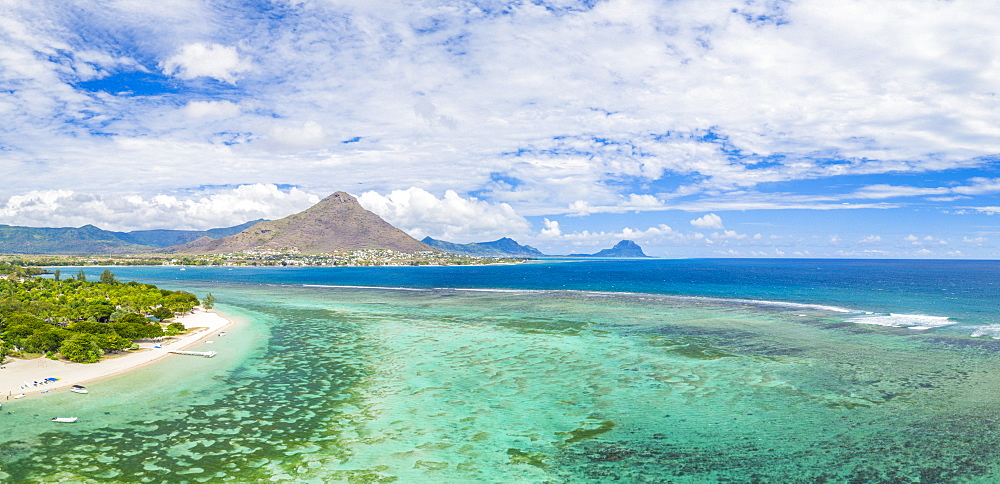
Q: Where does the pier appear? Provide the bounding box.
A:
[168,350,217,358]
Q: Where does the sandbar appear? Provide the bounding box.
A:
[0,308,235,401]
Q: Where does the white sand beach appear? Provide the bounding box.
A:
[0,308,234,401]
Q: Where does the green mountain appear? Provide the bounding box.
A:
[0,221,265,255]
[568,240,649,257]
[113,220,263,247]
[0,224,148,255]
[169,192,435,254]
[421,236,545,257]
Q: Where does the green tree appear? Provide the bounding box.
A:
[22,328,69,354]
[163,291,199,313]
[68,320,114,334]
[4,323,44,343]
[165,322,185,335]
[99,269,118,284]
[53,269,61,281]
[2,312,46,331]
[59,333,102,363]
[203,293,216,309]
[75,269,87,282]
[117,313,148,325]
[95,333,131,352]
[137,322,164,339]
[152,307,174,321]
[76,302,115,322]
[109,322,145,339]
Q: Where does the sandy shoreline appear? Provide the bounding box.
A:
[0,308,235,402]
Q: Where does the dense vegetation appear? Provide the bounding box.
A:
[0,266,199,363]
[0,220,260,255]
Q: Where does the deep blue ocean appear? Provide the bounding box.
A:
[5,258,1000,483]
[111,258,1000,328]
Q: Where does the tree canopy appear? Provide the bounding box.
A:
[0,270,200,363]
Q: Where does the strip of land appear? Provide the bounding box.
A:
[0,308,234,401]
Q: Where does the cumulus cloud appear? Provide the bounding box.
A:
[160,42,252,83]
[357,188,531,242]
[541,218,561,237]
[0,184,319,231]
[690,213,724,230]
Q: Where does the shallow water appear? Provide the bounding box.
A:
[3,262,1000,482]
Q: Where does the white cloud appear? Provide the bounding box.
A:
[0,184,320,231]
[903,234,949,246]
[357,188,530,242]
[849,184,950,200]
[541,218,561,237]
[690,213,724,230]
[963,236,988,246]
[160,43,252,83]
[183,100,241,119]
[622,194,663,209]
[714,230,748,240]
[859,235,882,243]
[265,121,327,151]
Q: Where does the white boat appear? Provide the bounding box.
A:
[52,417,78,423]
[70,385,88,394]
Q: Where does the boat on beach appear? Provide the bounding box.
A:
[70,385,88,394]
[51,417,78,423]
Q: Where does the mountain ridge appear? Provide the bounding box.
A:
[421,236,545,257]
[0,221,262,255]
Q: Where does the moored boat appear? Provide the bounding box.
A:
[52,417,78,423]
[70,385,88,394]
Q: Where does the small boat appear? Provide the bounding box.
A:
[52,417,78,423]
[70,385,89,394]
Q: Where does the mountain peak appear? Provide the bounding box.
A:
[320,191,360,205]
[569,239,649,257]
[598,239,648,257]
[169,191,434,254]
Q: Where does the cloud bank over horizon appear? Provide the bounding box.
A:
[2,0,1000,257]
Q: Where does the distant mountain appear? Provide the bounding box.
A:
[0,221,260,255]
[421,236,545,257]
[568,240,649,258]
[112,220,264,248]
[169,192,435,254]
[0,224,147,255]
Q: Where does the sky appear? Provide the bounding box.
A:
[2,0,1000,258]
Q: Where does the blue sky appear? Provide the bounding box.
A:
[2,0,1000,258]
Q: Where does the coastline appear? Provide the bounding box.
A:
[0,307,235,402]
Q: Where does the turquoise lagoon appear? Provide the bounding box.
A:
[3,259,1000,482]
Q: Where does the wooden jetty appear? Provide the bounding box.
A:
[169,350,217,358]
